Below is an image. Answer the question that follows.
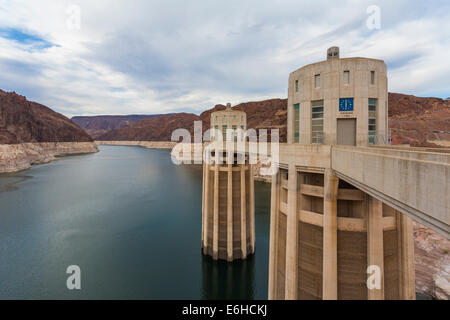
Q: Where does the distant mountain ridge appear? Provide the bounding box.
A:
[0,89,93,144]
[97,113,201,141]
[92,93,449,147]
[72,114,172,139]
[96,98,288,142]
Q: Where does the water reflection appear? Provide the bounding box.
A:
[202,254,255,300]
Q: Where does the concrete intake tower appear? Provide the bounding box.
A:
[269,48,417,300]
[201,104,255,261]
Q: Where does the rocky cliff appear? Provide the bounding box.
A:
[0,142,98,173]
[0,90,93,144]
[0,90,98,172]
[389,93,450,147]
[414,222,450,300]
[72,114,169,139]
[97,113,201,141]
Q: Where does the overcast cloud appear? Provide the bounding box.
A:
[0,0,449,117]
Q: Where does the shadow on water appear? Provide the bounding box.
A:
[0,173,33,193]
[201,254,255,300]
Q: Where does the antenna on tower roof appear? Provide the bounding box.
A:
[327,46,340,60]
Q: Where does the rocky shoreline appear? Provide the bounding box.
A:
[414,222,450,299]
[0,142,98,173]
[96,140,177,149]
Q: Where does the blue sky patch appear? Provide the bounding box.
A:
[0,27,56,50]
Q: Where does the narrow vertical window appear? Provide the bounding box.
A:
[343,70,350,84]
[214,125,219,141]
[368,98,377,144]
[294,104,300,143]
[311,100,324,144]
[315,74,320,88]
[295,80,299,92]
[222,125,227,141]
[370,71,375,85]
[232,125,237,142]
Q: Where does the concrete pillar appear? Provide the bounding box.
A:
[322,169,339,300]
[285,164,298,300]
[203,163,210,254]
[367,196,385,300]
[201,162,206,247]
[240,164,247,259]
[249,164,255,254]
[227,164,233,261]
[268,170,280,300]
[397,212,416,300]
[213,164,219,260]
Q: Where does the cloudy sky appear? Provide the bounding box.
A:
[0,0,449,117]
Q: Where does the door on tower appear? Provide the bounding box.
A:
[337,118,356,146]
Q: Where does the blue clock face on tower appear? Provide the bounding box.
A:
[339,98,354,112]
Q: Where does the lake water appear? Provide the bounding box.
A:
[0,146,271,299]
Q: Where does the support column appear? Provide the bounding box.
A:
[285,164,298,300]
[397,212,415,300]
[268,170,280,300]
[367,196,385,300]
[213,164,219,260]
[203,163,210,254]
[249,164,255,254]
[201,162,205,247]
[240,164,247,259]
[227,164,233,261]
[322,169,339,300]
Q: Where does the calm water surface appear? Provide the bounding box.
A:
[0,146,271,299]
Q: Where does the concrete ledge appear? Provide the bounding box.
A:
[332,146,450,238]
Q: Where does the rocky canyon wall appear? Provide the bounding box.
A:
[0,142,98,173]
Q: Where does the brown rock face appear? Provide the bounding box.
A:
[72,115,168,139]
[0,90,93,144]
[414,222,450,300]
[97,113,201,141]
[388,93,450,147]
[97,98,288,142]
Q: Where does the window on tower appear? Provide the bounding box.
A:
[311,100,324,144]
[368,98,377,144]
[343,71,350,84]
[294,104,300,143]
[370,71,375,85]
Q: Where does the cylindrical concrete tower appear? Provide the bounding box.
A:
[268,168,415,300]
[201,104,255,261]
